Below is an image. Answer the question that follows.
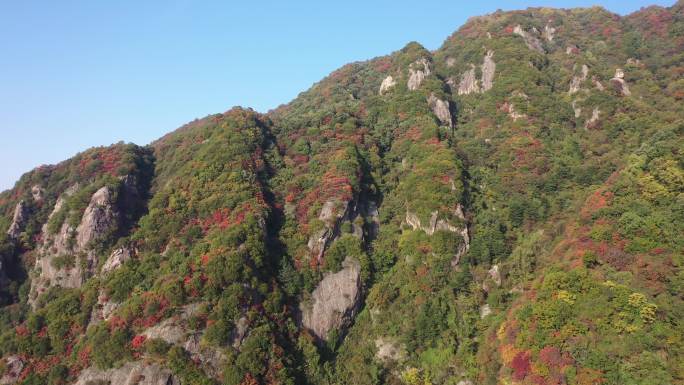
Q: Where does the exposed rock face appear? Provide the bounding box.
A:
[6,200,29,239]
[569,64,589,94]
[405,206,470,266]
[458,66,480,95]
[308,200,350,263]
[480,304,492,318]
[183,333,226,379]
[405,205,466,236]
[610,68,631,96]
[30,185,121,306]
[309,199,366,257]
[407,58,431,91]
[138,304,225,379]
[39,191,74,257]
[308,228,331,263]
[379,75,396,95]
[446,57,456,67]
[593,76,605,91]
[572,100,582,118]
[489,264,502,286]
[301,257,362,341]
[457,51,495,95]
[585,107,601,129]
[500,101,526,121]
[230,315,250,349]
[31,185,44,202]
[142,317,186,345]
[542,24,556,42]
[0,356,24,385]
[76,186,119,251]
[427,93,453,128]
[375,338,406,363]
[513,25,544,53]
[101,246,133,274]
[481,51,496,91]
[74,361,180,385]
[90,291,120,323]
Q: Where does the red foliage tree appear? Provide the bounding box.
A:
[131,335,147,349]
[511,350,531,380]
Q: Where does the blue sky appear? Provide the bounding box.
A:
[0,0,673,191]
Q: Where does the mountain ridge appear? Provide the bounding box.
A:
[0,2,682,384]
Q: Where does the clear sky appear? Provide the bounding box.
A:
[0,0,674,191]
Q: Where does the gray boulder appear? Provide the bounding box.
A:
[74,361,179,385]
[428,94,453,128]
[301,257,362,341]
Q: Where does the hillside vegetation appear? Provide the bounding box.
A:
[0,2,682,385]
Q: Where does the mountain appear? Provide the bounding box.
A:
[0,2,683,384]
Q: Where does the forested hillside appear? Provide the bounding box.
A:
[0,2,682,384]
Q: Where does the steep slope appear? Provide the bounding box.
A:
[0,2,682,385]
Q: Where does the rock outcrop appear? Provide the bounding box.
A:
[585,107,601,129]
[139,304,225,379]
[102,246,133,274]
[74,361,180,385]
[480,304,492,318]
[405,205,470,266]
[30,185,121,306]
[90,291,120,323]
[76,186,119,251]
[569,64,589,94]
[142,316,186,344]
[427,93,453,128]
[481,50,496,91]
[375,338,406,363]
[6,200,29,239]
[489,264,502,287]
[308,200,350,263]
[183,333,226,379]
[407,58,431,91]
[500,101,526,121]
[301,257,362,341]
[30,185,44,202]
[457,66,480,95]
[379,75,396,95]
[405,204,466,234]
[610,68,631,96]
[456,51,495,95]
[572,100,582,118]
[513,25,544,53]
[0,356,24,385]
[542,24,556,42]
[592,76,605,91]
